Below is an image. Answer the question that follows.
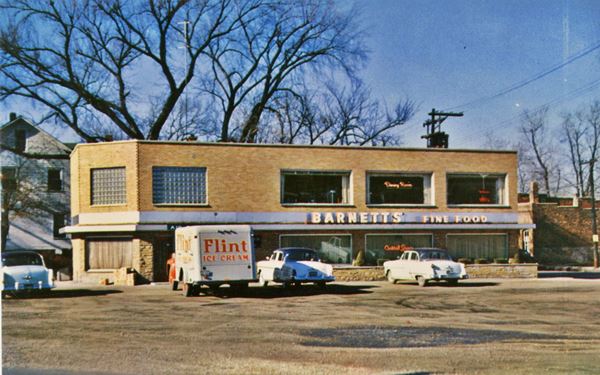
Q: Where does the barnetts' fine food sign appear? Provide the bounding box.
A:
[309,212,489,224]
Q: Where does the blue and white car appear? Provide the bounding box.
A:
[257,248,335,287]
[2,251,54,296]
[383,248,468,287]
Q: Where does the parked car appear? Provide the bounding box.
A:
[383,248,468,287]
[257,248,335,287]
[1,251,54,296]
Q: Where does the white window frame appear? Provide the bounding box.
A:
[366,171,434,207]
[47,168,63,192]
[280,169,353,206]
[446,173,508,207]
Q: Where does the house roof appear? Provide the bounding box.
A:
[0,115,73,155]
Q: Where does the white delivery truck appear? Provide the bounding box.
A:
[172,225,257,297]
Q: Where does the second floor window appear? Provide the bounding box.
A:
[281,170,350,204]
[367,173,432,205]
[91,167,126,205]
[53,213,68,239]
[15,130,26,152]
[47,169,62,192]
[447,174,506,205]
[152,167,207,205]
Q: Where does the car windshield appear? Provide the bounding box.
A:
[284,249,319,261]
[2,252,44,267]
[418,250,452,260]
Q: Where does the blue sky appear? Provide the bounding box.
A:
[356,0,600,148]
[3,0,600,149]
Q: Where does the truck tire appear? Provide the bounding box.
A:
[170,278,179,291]
[182,283,194,297]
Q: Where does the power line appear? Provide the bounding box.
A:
[444,39,600,111]
[464,76,600,143]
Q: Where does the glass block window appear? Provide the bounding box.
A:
[152,167,207,205]
[91,167,126,205]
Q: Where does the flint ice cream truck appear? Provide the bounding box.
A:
[172,225,257,297]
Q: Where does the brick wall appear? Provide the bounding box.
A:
[533,203,596,265]
[71,141,519,215]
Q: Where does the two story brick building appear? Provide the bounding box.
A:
[64,140,533,283]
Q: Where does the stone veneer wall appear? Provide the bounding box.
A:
[332,264,538,281]
[333,267,386,281]
[135,236,154,282]
[465,264,538,278]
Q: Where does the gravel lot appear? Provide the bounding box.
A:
[3,278,600,375]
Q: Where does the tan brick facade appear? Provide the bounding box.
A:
[67,141,529,283]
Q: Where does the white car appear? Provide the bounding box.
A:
[2,251,54,296]
[383,248,468,287]
[257,248,335,287]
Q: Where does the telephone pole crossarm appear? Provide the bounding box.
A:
[421,108,463,148]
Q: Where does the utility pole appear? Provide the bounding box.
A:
[421,108,463,148]
[587,157,599,268]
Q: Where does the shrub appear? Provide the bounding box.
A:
[474,258,489,264]
[493,258,508,264]
[458,258,473,264]
[352,249,365,266]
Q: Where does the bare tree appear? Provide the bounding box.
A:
[559,101,600,197]
[0,0,256,141]
[259,79,415,146]
[203,1,367,142]
[520,107,562,195]
[481,132,531,193]
[562,111,588,196]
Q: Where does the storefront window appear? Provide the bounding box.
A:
[153,166,207,205]
[281,170,350,204]
[86,239,133,270]
[364,234,433,266]
[367,173,431,205]
[447,174,505,205]
[446,234,508,260]
[280,234,352,264]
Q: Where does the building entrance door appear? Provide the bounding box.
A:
[154,236,174,282]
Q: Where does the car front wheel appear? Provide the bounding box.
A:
[386,270,396,284]
[258,272,268,287]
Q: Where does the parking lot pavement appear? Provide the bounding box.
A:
[538,270,600,279]
[3,279,600,375]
